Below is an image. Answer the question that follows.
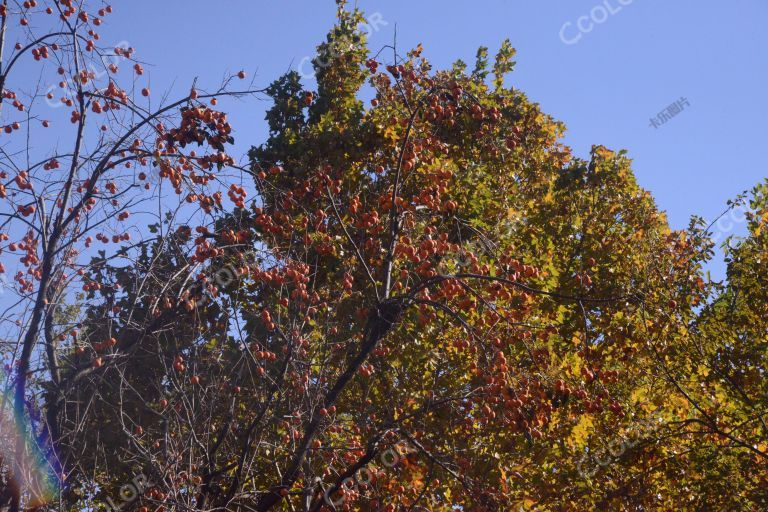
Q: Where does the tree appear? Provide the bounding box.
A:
[0,1,260,509]
[3,1,767,511]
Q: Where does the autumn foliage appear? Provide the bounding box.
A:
[1,1,767,511]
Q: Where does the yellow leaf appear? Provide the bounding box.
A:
[568,415,594,449]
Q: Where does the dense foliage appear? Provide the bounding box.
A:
[1,1,766,511]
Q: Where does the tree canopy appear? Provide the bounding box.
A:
[1,2,767,511]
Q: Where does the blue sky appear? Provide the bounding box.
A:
[25,1,768,274]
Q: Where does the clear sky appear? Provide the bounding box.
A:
[32,1,768,273]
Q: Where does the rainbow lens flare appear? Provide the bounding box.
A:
[0,367,59,507]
